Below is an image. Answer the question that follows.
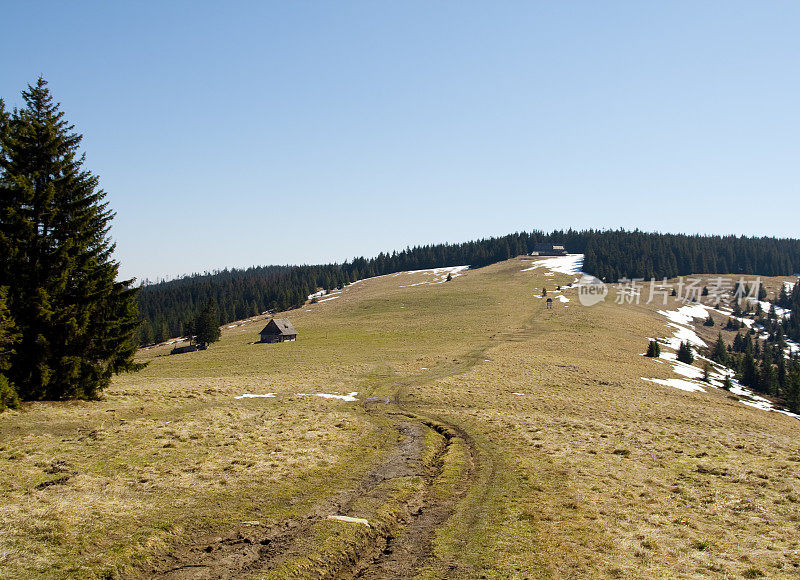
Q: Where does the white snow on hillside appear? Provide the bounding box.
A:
[297,391,358,402]
[665,322,707,348]
[398,266,469,287]
[657,303,710,326]
[522,254,584,275]
[656,304,710,349]
[308,289,342,300]
[746,298,792,318]
[642,303,799,419]
[641,377,706,393]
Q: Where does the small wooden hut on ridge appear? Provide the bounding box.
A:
[259,318,298,343]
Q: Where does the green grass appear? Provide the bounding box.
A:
[2,262,799,578]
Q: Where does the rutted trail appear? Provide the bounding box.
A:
[147,412,477,580]
[349,415,476,579]
[146,310,547,579]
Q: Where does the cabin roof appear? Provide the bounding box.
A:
[260,318,297,336]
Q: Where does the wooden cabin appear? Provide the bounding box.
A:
[530,243,568,256]
[259,318,298,343]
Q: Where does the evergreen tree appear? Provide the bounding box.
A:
[778,285,790,308]
[732,332,744,353]
[677,340,694,364]
[722,375,733,391]
[0,78,142,400]
[0,286,18,372]
[703,313,715,327]
[646,340,661,358]
[0,286,20,411]
[711,333,727,364]
[194,299,221,347]
[787,367,800,413]
[777,356,787,395]
[758,356,776,396]
[740,342,757,388]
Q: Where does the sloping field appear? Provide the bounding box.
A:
[1,259,798,578]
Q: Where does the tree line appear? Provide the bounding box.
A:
[137,229,800,346]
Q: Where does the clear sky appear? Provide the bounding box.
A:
[2,1,798,281]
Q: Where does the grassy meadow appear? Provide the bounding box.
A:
[1,258,799,578]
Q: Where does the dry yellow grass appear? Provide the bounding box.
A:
[1,259,798,578]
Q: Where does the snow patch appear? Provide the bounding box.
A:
[641,377,706,393]
[657,304,710,326]
[399,266,469,287]
[297,392,358,402]
[664,322,707,349]
[746,298,791,318]
[234,393,277,399]
[522,254,584,275]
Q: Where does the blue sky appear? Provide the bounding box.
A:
[2,1,798,281]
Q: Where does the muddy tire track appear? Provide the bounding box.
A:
[146,420,427,579]
[145,410,479,580]
[349,414,477,580]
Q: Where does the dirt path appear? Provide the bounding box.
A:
[350,416,476,579]
[145,411,476,579]
[145,411,477,579]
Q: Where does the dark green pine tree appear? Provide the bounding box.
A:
[677,340,695,365]
[711,333,727,364]
[740,342,758,388]
[758,356,776,396]
[786,366,800,413]
[0,286,21,411]
[0,78,143,401]
[722,374,733,391]
[194,299,221,347]
[645,340,661,358]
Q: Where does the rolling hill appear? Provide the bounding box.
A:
[1,256,799,578]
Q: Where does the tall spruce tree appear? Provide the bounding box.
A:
[194,299,221,347]
[0,78,142,400]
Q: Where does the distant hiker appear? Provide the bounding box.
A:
[546,298,553,309]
